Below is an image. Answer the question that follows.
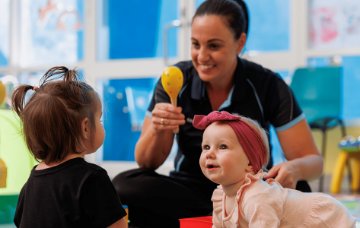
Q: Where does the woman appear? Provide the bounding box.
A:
[112,0,323,227]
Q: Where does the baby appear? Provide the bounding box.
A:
[193,111,356,228]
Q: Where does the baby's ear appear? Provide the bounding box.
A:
[245,164,253,173]
[81,117,90,139]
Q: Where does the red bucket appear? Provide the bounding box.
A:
[179,216,212,228]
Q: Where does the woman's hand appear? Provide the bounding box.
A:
[134,102,185,169]
[264,162,299,189]
[151,103,185,132]
[264,119,323,189]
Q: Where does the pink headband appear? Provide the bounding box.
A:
[192,111,267,172]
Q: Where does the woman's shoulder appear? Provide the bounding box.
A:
[239,58,272,73]
[238,58,282,81]
[237,58,289,93]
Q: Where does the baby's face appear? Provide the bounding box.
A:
[199,122,251,186]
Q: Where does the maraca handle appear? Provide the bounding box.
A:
[171,98,179,133]
[170,98,177,107]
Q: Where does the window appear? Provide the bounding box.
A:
[305,1,360,122]
[19,0,84,67]
[101,77,156,161]
[97,0,179,60]
[309,0,360,50]
[1,0,360,165]
[246,0,290,52]
[0,0,9,67]
[196,0,291,53]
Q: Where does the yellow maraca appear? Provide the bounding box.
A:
[161,66,184,107]
[0,81,6,105]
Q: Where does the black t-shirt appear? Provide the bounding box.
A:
[148,58,303,184]
[14,158,126,228]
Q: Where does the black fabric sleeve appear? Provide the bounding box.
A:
[13,186,25,226]
[80,169,126,227]
[266,74,303,128]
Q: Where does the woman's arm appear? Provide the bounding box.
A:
[108,217,128,228]
[135,103,185,169]
[265,119,323,188]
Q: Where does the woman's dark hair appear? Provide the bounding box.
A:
[231,0,249,35]
[193,0,247,40]
[11,66,98,164]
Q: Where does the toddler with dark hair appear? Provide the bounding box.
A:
[12,66,128,228]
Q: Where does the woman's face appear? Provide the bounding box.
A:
[191,15,245,85]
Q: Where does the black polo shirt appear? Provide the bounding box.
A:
[148,57,303,182]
